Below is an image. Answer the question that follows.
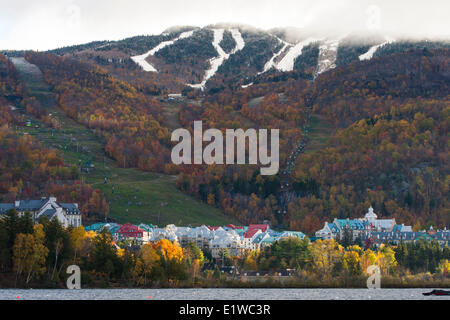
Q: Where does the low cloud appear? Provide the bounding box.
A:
[1,0,449,51]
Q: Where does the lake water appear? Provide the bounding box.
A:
[0,288,449,300]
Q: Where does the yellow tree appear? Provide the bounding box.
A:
[135,243,161,285]
[13,233,34,283]
[243,250,258,271]
[13,225,48,284]
[185,243,205,281]
[377,246,398,275]
[26,224,48,283]
[343,250,361,276]
[439,259,450,275]
[154,239,184,263]
[70,226,87,262]
[361,249,377,272]
[153,239,187,283]
[309,239,344,278]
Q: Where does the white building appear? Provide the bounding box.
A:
[0,197,82,228]
[101,222,305,257]
[210,228,246,258]
[315,206,400,241]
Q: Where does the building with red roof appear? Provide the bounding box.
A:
[115,223,146,242]
[243,228,261,239]
[246,224,269,233]
[226,224,243,230]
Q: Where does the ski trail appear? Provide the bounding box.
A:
[189,28,245,90]
[230,29,245,53]
[315,39,340,77]
[276,37,318,72]
[131,30,195,72]
[359,36,395,61]
[259,36,291,74]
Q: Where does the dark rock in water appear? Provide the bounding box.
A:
[423,289,450,296]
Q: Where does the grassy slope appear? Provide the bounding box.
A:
[11,57,238,227]
[303,114,334,154]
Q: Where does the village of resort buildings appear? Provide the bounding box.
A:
[0,197,449,258]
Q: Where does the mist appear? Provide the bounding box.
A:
[1,0,449,51]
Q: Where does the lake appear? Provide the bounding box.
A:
[0,288,449,300]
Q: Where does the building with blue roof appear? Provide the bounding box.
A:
[84,223,107,232]
[315,206,400,242]
[364,227,449,248]
[0,197,81,227]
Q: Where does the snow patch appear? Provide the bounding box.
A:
[359,36,396,61]
[315,39,340,77]
[131,30,195,72]
[259,36,291,74]
[241,82,253,88]
[230,29,245,52]
[189,28,245,90]
[276,37,318,72]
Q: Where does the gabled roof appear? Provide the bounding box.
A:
[39,208,56,218]
[84,223,107,231]
[327,223,339,233]
[0,198,80,215]
[116,223,144,233]
[0,204,14,214]
[252,233,267,244]
[248,224,269,232]
[368,231,423,241]
[261,236,277,244]
[335,219,349,228]
[373,219,396,229]
[435,231,450,241]
[244,228,260,239]
[18,199,48,211]
[138,224,154,232]
[226,224,243,230]
[335,219,365,230]
[59,203,80,214]
[279,231,305,239]
[415,233,434,241]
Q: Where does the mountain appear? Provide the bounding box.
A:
[12,24,446,93]
[1,24,449,233]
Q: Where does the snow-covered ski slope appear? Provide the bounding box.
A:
[276,37,319,72]
[359,36,396,61]
[315,39,340,77]
[189,28,245,90]
[130,27,400,84]
[230,29,245,52]
[131,30,195,72]
[259,36,291,74]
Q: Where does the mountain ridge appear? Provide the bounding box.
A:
[3,24,447,93]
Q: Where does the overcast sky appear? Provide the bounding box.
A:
[1,0,449,51]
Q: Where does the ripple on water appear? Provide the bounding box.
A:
[0,288,449,300]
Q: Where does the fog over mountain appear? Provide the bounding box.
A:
[1,0,449,51]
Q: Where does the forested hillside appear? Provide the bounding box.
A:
[176,49,450,232]
[0,54,108,223]
[25,52,173,172]
[1,28,449,233]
